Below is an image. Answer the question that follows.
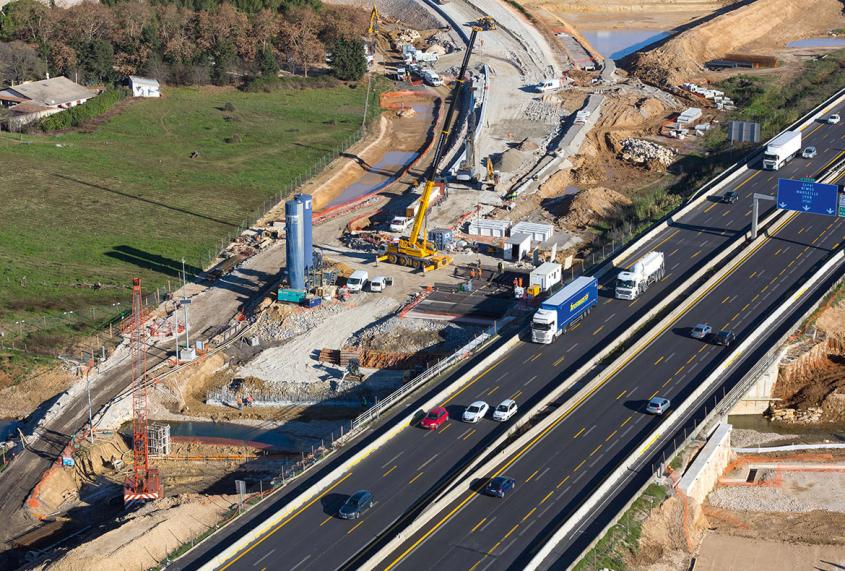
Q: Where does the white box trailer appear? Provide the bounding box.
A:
[530,262,562,292]
[763,130,801,171]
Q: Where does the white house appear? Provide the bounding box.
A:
[128,76,160,98]
[0,76,96,128]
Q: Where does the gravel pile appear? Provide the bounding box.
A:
[731,429,797,448]
[770,406,824,423]
[708,486,813,513]
[619,138,675,169]
[327,0,439,29]
[348,317,481,354]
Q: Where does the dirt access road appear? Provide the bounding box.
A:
[0,241,284,554]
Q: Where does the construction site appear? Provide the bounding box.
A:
[3,0,845,568]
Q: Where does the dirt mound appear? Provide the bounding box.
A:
[558,186,632,228]
[495,148,527,173]
[628,0,845,85]
[39,494,233,571]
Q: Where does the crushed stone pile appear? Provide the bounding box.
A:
[426,30,457,53]
[495,148,527,173]
[558,187,632,229]
[348,316,481,355]
[396,28,421,44]
[619,138,675,169]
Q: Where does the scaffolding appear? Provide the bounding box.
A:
[149,423,171,457]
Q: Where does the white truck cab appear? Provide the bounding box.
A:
[537,78,561,92]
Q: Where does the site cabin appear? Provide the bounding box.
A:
[529,262,562,292]
[128,76,160,98]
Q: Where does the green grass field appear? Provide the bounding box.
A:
[0,83,371,355]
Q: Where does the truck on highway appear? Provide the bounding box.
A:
[531,276,598,344]
[615,251,665,300]
[762,130,801,171]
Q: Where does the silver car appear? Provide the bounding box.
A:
[802,146,817,159]
[690,323,712,339]
[646,397,671,415]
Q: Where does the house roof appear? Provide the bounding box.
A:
[129,76,160,88]
[0,90,27,103]
[9,101,54,114]
[6,76,96,106]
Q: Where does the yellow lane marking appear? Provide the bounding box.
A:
[654,355,665,365]
[573,427,586,439]
[554,355,566,366]
[320,516,333,527]
[590,444,602,457]
[541,491,554,504]
[675,365,685,376]
[606,430,618,442]
[439,423,453,435]
[749,271,757,279]
[742,303,750,311]
[462,429,477,441]
[487,385,500,396]
[691,249,701,259]
[383,465,398,478]
[621,416,632,428]
[616,390,627,400]
[347,520,365,535]
[384,211,805,570]
[629,298,640,307]
[721,295,730,304]
[523,508,537,521]
[471,518,487,533]
[469,559,484,571]
[704,202,717,213]
[593,325,604,336]
[556,476,570,489]
[440,358,506,407]
[409,472,424,485]
[510,389,523,400]
[734,170,760,191]
[218,472,353,570]
[752,294,760,302]
[526,469,540,482]
[642,433,661,452]
[687,355,696,365]
[649,389,659,399]
[530,353,542,362]
[731,311,741,321]
[574,460,586,472]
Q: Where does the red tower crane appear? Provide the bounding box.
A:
[123,277,162,508]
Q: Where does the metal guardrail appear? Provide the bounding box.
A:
[349,322,499,431]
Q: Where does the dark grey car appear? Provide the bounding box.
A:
[338,490,374,520]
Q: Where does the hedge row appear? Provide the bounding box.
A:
[39,88,127,132]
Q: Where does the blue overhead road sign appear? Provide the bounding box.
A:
[777,178,839,217]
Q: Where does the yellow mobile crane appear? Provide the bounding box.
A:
[378,17,496,271]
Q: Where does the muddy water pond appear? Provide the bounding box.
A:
[582,29,670,60]
[788,38,845,48]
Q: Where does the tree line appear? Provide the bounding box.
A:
[0,0,370,87]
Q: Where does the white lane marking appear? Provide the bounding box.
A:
[583,425,596,438]
[417,453,439,471]
[290,554,312,571]
[381,451,405,469]
[566,343,580,353]
[253,548,277,567]
[524,375,538,386]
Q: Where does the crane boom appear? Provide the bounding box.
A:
[380,17,496,271]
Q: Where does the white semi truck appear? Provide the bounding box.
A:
[614,251,665,300]
[762,130,801,171]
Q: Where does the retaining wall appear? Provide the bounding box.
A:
[678,422,733,504]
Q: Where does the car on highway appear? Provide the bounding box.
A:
[462,401,489,423]
[484,476,516,498]
[828,113,841,125]
[712,329,736,346]
[492,399,518,421]
[690,323,712,340]
[338,490,374,520]
[646,396,671,415]
[721,190,739,204]
[420,406,449,430]
[802,146,818,159]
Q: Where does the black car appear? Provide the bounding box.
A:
[712,330,736,346]
[484,476,516,498]
[722,191,739,204]
[338,490,374,520]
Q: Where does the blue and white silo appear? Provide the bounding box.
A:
[295,193,313,269]
[285,198,305,290]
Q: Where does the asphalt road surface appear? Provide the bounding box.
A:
[188,105,845,571]
[381,182,845,570]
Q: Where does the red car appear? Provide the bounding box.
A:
[420,406,449,430]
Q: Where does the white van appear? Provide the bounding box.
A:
[346,270,369,292]
[537,78,560,92]
[369,276,393,292]
[422,70,444,87]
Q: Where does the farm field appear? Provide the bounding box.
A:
[0,83,371,360]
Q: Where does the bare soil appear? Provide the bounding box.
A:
[0,364,76,420]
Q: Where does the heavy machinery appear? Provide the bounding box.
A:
[378,17,496,271]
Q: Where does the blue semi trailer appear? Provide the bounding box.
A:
[531,276,598,344]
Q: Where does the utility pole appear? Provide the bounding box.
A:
[181,258,190,353]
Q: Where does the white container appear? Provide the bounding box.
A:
[530,262,562,292]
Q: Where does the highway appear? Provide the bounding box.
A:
[380,175,845,567]
[178,102,845,571]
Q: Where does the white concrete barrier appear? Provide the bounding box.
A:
[529,248,845,571]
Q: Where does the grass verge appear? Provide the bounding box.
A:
[0,81,377,359]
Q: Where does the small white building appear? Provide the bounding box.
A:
[678,107,703,125]
[128,76,160,98]
[511,221,554,243]
[504,233,531,261]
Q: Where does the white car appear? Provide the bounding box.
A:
[462,401,489,423]
[369,276,392,292]
[828,113,841,125]
[492,399,518,421]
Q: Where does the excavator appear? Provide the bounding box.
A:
[378,17,496,271]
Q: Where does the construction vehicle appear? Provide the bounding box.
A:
[378,17,496,271]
